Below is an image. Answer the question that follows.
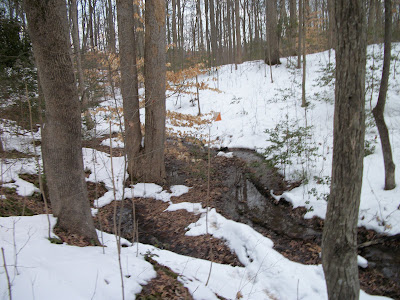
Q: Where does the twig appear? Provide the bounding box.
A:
[2,247,12,300]
[90,270,99,300]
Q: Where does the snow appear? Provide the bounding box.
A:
[1,43,400,299]
[0,215,156,300]
[100,137,124,148]
[164,43,400,236]
[217,151,234,158]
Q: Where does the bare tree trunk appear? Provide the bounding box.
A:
[172,0,178,69]
[372,0,396,190]
[196,0,204,52]
[232,0,236,64]
[69,0,88,107]
[301,0,307,107]
[242,0,247,58]
[89,0,95,50]
[177,0,184,68]
[116,0,143,181]
[209,0,218,66]
[143,0,166,184]
[166,0,171,64]
[376,0,384,41]
[247,0,253,58]
[235,0,242,67]
[81,0,88,52]
[24,0,99,244]
[297,0,303,68]
[205,0,211,66]
[70,0,94,129]
[227,0,233,63]
[368,0,377,43]
[107,0,116,53]
[0,134,4,154]
[328,0,335,50]
[289,0,297,56]
[133,3,144,58]
[265,0,280,65]
[321,0,367,299]
[217,1,223,64]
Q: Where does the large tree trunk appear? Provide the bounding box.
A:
[265,0,280,65]
[321,0,367,299]
[372,0,396,190]
[143,0,166,184]
[116,0,143,181]
[24,0,99,244]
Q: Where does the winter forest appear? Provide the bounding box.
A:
[0,0,400,299]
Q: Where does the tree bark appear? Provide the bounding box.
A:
[372,0,396,190]
[196,0,204,52]
[0,134,4,154]
[205,0,211,66]
[107,0,116,53]
[227,0,233,64]
[172,0,178,69]
[69,0,89,110]
[321,0,367,299]
[116,0,143,181]
[143,0,166,184]
[235,0,242,66]
[328,0,335,50]
[88,0,95,50]
[265,0,281,65]
[301,0,307,107]
[209,0,218,66]
[297,0,303,68]
[24,0,99,244]
[289,0,297,56]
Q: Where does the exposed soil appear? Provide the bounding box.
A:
[95,197,242,267]
[137,257,193,300]
[2,137,399,299]
[0,173,108,217]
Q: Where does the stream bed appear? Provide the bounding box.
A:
[217,148,400,299]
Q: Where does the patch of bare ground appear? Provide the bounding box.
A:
[137,256,193,300]
[95,197,242,267]
[0,187,48,216]
[161,138,400,299]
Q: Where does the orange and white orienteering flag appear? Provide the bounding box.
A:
[213,112,222,122]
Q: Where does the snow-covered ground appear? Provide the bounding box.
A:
[1,43,399,299]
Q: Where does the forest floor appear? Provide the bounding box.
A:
[2,45,400,299]
[3,135,398,299]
